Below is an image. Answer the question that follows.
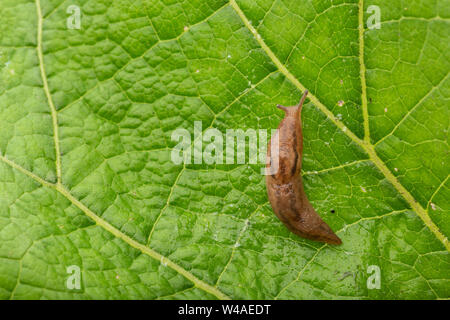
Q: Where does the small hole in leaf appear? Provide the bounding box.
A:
[330,209,335,214]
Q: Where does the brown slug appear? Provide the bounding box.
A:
[266,90,342,245]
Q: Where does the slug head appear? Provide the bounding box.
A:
[276,90,308,115]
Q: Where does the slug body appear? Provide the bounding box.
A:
[266,91,342,245]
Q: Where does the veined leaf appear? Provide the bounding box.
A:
[0,0,448,299]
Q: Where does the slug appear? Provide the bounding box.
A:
[266,90,342,245]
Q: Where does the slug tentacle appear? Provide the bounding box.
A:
[266,90,342,245]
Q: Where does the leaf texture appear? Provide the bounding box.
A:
[0,0,448,299]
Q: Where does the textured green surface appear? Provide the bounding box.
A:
[0,0,449,299]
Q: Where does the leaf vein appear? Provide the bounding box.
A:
[35,0,62,183]
[0,155,231,300]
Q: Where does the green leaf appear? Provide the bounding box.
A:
[0,0,448,299]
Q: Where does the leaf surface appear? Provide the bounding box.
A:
[0,0,448,299]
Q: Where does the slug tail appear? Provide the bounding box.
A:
[306,204,342,245]
[289,199,342,245]
[317,223,342,245]
[291,215,342,245]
